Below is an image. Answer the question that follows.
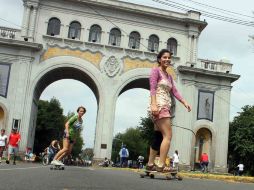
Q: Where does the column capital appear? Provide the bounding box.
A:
[25,0,39,9]
[188,34,199,39]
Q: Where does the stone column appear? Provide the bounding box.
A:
[188,35,193,62]
[121,34,128,48]
[21,4,31,37]
[192,35,197,63]
[100,31,107,45]
[28,6,38,39]
[93,89,117,161]
[60,24,65,38]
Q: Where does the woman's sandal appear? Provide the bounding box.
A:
[156,165,174,173]
[146,164,156,171]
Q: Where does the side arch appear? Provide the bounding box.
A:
[31,56,105,102]
[114,68,150,97]
[192,124,216,171]
[0,102,8,130]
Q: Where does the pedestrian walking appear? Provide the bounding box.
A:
[200,152,209,172]
[0,129,7,163]
[119,145,129,167]
[6,128,21,165]
[172,150,179,171]
[237,163,244,176]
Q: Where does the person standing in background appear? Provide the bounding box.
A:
[6,128,21,165]
[0,129,7,163]
[200,152,209,173]
[237,163,244,176]
[119,144,129,167]
[172,150,179,171]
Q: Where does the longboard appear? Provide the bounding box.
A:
[50,164,65,170]
[140,170,182,180]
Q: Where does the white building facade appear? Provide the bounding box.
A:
[0,0,239,172]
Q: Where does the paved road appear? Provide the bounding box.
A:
[0,163,253,190]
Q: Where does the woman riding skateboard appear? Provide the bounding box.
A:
[147,49,191,172]
[51,106,86,166]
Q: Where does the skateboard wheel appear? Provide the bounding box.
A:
[140,174,145,178]
[178,177,183,181]
[150,174,154,179]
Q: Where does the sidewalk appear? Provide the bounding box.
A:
[179,171,254,183]
[109,167,254,183]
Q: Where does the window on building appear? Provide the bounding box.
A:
[210,63,215,70]
[167,38,177,55]
[89,24,102,43]
[204,62,209,69]
[47,17,61,36]
[128,31,140,49]
[148,35,159,52]
[109,28,121,46]
[68,21,81,39]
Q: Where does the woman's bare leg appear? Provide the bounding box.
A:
[155,118,172,166]
[58,140,74,161]
[54,139,69,161]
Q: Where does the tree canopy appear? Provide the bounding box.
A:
[228,105,254,176]
[34,98,65,154]
[111,115,154,163]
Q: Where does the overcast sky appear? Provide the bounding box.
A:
[0,0,254,148]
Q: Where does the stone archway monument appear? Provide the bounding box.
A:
[37,46,177,161]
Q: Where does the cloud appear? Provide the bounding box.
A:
[114,90,149,134]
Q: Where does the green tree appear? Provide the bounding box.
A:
[111,128,148,163]
[228,105,254,176]
[72,132,84,158]
[34,97,65,154]
[138,115,154,145]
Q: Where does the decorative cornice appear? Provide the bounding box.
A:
[0,37,42,51]
[76,0,207,28]
[178,65,240,83]
[40,1,205,35]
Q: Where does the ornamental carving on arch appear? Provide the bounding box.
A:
[103,56,121,77]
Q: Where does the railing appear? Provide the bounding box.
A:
[0,26,21,40]
[197,59,232,73]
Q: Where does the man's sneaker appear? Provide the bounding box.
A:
[13,162,16,165]
[6,160,9,164]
